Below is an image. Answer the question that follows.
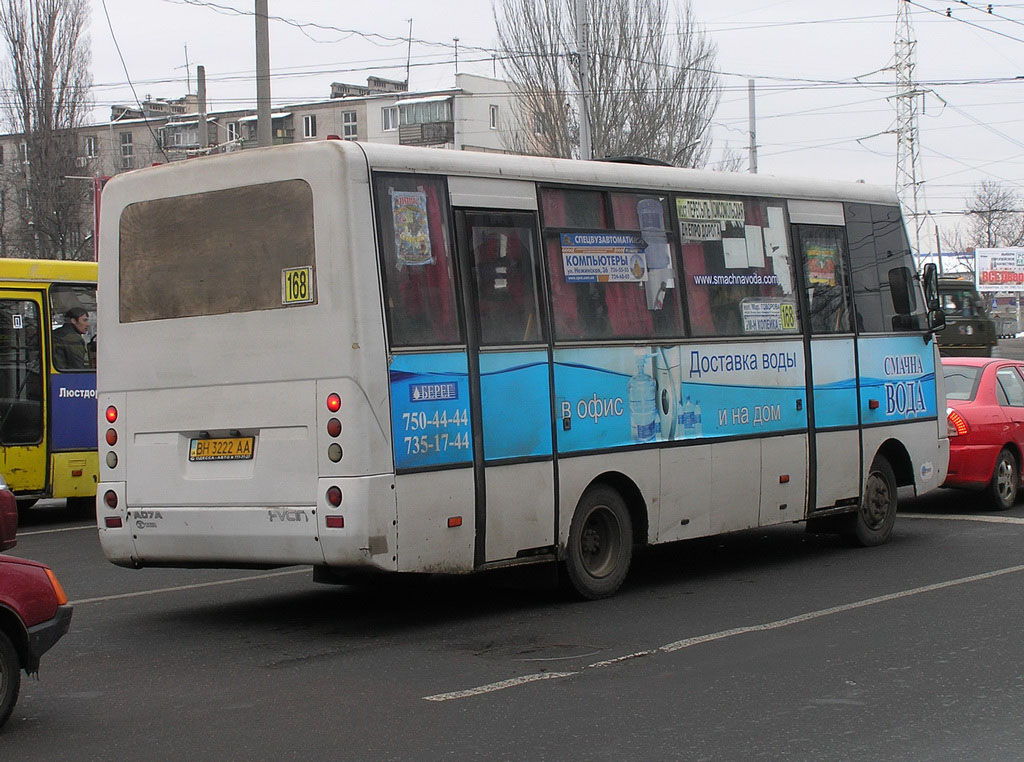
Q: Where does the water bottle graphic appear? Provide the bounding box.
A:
[680,395,696,438]
[629,355,657,443]
[693,400,702,437]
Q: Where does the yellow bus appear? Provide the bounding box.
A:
[0,259,97,516]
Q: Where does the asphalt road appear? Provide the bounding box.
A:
[3,483,1024,761]
[5,339,1024,761]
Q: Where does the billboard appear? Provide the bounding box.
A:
[976,248,1024,292]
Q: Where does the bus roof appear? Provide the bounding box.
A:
[0,258,97,284]
[106,140,900,209]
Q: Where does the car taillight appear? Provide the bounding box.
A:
[947,408,969,437]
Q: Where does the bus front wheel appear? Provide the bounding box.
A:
[564,486,632,600]
[847,455,897,547]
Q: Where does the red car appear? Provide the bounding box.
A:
[0,480,73,730]
[942,357,1024,509]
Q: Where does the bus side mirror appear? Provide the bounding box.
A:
[922,263,940,312]
[928,308,946,332]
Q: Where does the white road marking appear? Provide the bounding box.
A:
[423,562,1024,702]
[18,525,96,536]
[70,568,308,605]
[423,672,578,702]
[900,512,1024,525]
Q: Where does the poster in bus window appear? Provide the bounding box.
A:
[391,190,433,267]
[560,233,647,283]
[676,197,745,244]
[806,242,838,287]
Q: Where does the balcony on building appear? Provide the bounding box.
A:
[397,96,454,147]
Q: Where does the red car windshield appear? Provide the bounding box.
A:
[943,364,982,401]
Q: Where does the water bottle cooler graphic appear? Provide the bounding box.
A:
[679,395,696,438]
[629,354,657,443]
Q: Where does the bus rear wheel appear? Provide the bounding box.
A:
[847,455,897,547]
[564,486,632,600]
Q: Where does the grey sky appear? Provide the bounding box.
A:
[90,0,1024,241]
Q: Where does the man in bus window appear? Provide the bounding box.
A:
[52,307,91,369]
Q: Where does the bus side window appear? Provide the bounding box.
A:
[374,173,462,348]
[845,203,924,333]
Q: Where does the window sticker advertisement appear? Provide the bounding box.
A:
[805,242,838,286]
[560,233,648,283]
[741,298,797,334]
[391,190,434,267]
[676,198,745,243]
[976,247,1024,292]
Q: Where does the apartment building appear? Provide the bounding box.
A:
[0,73,520,258]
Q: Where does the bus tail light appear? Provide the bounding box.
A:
[325,515,344,528]
[326,393,341,412]
[327,418,342,437]
[326,486,343,506]
[104,516,123,528]
[947,409,969,437]
[105,428,118,446]
[103,490,118,509]
[106,406,118,423]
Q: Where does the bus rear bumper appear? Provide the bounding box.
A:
[96,474,397,571]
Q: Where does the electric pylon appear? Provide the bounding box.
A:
[895,0,926,255]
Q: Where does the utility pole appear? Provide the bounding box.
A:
[405,19,413,87]
[197,65,209,148]
[747,79,758,174]
[255,0,272,148]
[895,0,926,256]
[934,223,944,275]
[573,0,593,160]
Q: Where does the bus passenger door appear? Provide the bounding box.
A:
[454,208,555,566]
[0,292,47,494]
[791,211,862,512]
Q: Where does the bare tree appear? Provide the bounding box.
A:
[0,0,92,259]
[944,180,1024,252]
[495,0,720,167]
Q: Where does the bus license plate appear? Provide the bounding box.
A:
[188,437,255,462]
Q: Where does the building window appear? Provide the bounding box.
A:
[303,114,317,139]
[120,132,134,169]
[23,189,31,209]
[19,140,27,163]
[382,106,399,132]
[533,114,544,136]
[342,111,357,140]
[83,135,96,158]
[399,100,452,125]
[227,122,239,142]
[489,105,499,130]
[0,144,4,165]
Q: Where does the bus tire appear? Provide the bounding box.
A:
[847,455,897,547]
[0,629,21,730]
[15,499,37,514]
[987,449,1018,511]
[564,485,632,600]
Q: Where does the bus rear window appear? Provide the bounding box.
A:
[118,179,315,322]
